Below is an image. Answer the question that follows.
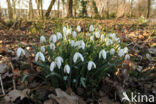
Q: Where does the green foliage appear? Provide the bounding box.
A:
[137,16,148,25]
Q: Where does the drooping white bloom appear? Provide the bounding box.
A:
[64,64,70,74]
[40,36,46,43]
[118,49,125,57]
[17,48,25,57]
[78,40,85,49]
[74,40,85,49]
[95,31,100,38]
[63,26,67,35]
[105,38,113,46]
[70,40,75,47]
[57,32,63,40]
[40,46,45,53]
[88,61,96,71]
[49,34,57,43]
[110,48,115,55]
[67,27,72,35]
[125,54,130,60]
[72,31,77,38]
[49,43,55,50]
[73,52,84,63]
[100,34,105,41]
[90,35,94,40]
[99,49,107,59]
[124,47,128,53]
[121,92,131,102]
[89,25,94,32]
[77,25,81,32]
[50,61,56,71]
[35,52,45,62]
[55,56,64,69]
[109,33,116,38]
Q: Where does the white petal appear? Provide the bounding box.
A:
[40,46,45,53]
[72,31,77,38]
[125,54,130,60]
[17,48,25,57]
[110,48,115,55]
[77,25,81,32]
[57,32,62,40]
[89,25,94,32]
[64,64,70,74]
[118,49,125,57]
[39,52,45,62]
[124,47,128,53]
[50,43,55,50]
[49,34,57,43]
[40,36,46,43]
[50,61,56,71]
[101,34,105,40]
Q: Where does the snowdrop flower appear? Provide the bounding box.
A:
[99,49,107,59]
[64,64,70,74]
[95,31,100,38]
[49,34,57,43]
[17,48,25,57]
[50,61,56,71]
[49,43,55,50]
[70,40,75,47]
[40,36,46,43]
[72,31,77,38]
[74,40,85,49]
[88,61,96,71]
[63,26,67,35]
[118,49,125,57]
[55,56,64,69]
[78,40,85,49]
[125,54,130,60]
[105,38,113,46]
[124,47,128,53]
[57,32,62,40]
[67,27,72,35]
[35,52,45,62]
[40,46,45,53]
[109,33,116,38]
[77,25,81,32]
[110,48,115,55]
[100,34,105,41]
[90,35,94,40]
[89,25,94,32]
[73,52,84,63]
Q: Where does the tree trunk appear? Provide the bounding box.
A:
[45,0,56,17]
[67,0,73,17]
[147,0,151,18]
[57,0,60,17]
[40,0,43,18]
[116,0,118,16]
[36,0,40,17]
[12,0,16,19]
[29,0,33,19]
[7,0,13,20]
[130,0,134,17]
[106,0,110,18]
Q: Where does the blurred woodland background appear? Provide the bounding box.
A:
[0,0,156,20]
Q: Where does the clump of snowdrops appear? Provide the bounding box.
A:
[17,25,130,90]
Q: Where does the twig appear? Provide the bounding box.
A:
[10,62,16,90]
[0,74,5,95]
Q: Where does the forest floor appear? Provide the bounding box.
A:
[0,18,156,104]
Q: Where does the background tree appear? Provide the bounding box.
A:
[67,0,73,17]
[7,0,13,20]
[29,0,33,19]
[147,0,151,18]
[45,0,56,17]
